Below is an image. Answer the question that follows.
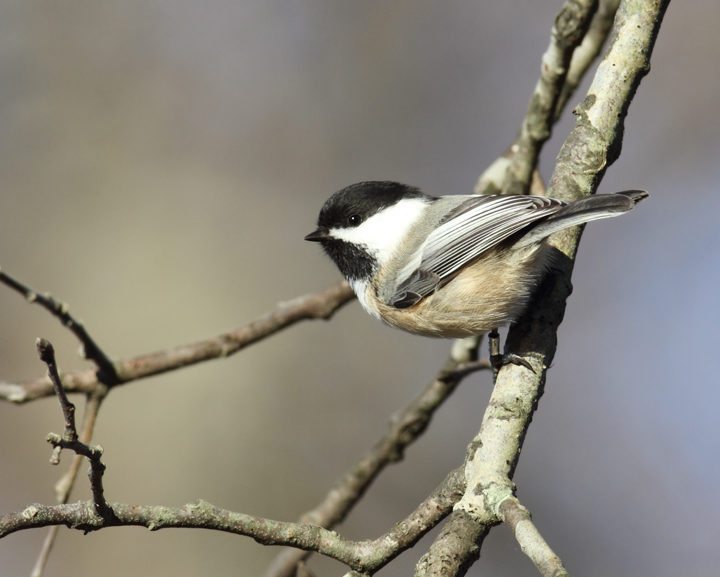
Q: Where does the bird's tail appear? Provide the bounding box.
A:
[514,190,648,249]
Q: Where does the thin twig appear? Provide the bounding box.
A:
[1,269,117,381]
[3,273,111,577]
[36,339,112,519]
[53,389,107,499]
[31,389,107,577]
[44,433,109,516]
[36,339,77,446]
[264,337,484,577]
[438,360,491,383]
[0,281,355,404]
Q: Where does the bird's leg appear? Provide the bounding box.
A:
[488,328,534,382]
[489,329,503,381]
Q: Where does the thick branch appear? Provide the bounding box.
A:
[414,510,492,577]
[0,281,355,404]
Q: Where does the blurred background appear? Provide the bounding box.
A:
[0,1,718,576]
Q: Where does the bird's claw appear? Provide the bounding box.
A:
[490,352,535,374]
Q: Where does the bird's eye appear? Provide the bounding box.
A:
[348,214,361,226]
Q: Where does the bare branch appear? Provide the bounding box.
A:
[472,0,598,198]
[36,339,77,446]
[498,497,569,577]
[44,433,110,517]
[354,467,466,572]
[265,337,484,577]
[1,469,466,576]
[53,390,107,500]
[0,501,418,572]
[0,281,355,404]
[1,269,117,380]
[437,359,491,383]
[0,500,339,549]
[37,339,111,519]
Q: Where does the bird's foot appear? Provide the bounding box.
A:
[488,329,535,381]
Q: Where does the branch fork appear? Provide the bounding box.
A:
[37,338,112,520]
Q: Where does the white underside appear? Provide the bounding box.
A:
[348,278,379,320]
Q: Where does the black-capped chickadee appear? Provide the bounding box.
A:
[305,181,648,339]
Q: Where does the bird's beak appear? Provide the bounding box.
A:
[304,228,329,242]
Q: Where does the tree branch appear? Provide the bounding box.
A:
[0,281,355,404]
[36,339,77,447]
[0,468,465,575]
[415,510,492,577]
[0,269,117,381]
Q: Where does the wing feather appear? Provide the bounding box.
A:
[389,195,565,307]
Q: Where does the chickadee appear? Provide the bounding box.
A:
[305,181,647,339]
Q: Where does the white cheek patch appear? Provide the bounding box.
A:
[330,198,429,266]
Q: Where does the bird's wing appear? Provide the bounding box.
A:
[389,194,565,308]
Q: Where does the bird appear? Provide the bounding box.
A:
[305,181,647,340]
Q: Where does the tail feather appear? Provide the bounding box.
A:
[514,190,648,249]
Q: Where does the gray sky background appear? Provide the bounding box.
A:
[1,1,718,576]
